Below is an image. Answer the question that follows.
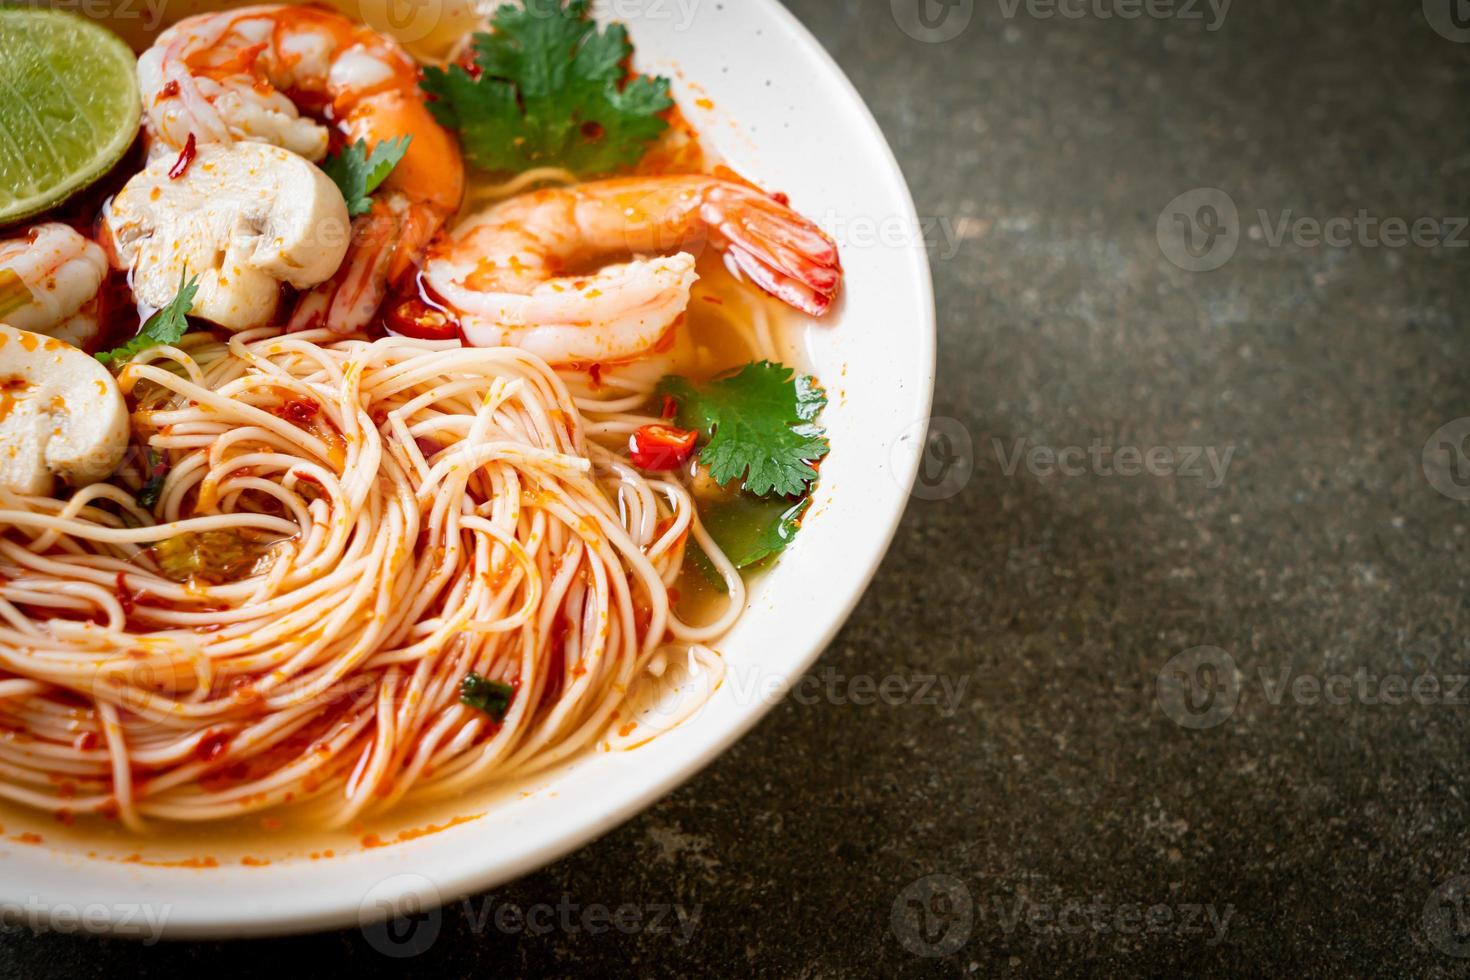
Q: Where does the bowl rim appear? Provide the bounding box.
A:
[0,0,936,939]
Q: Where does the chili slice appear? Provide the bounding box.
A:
[629,424,697,470]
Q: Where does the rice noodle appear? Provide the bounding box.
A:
[0,328,747,829]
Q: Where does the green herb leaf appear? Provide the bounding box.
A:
[96,270,199,365]
[658,361,830,498]
[320,136,412,216]
[683,540,726,593]
[460,672,515,721]
[135,450,168,509]
[420,0,673,176]
[702,493,809,569]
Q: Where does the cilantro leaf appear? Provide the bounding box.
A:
[420,0,673,176]
[136,450,169,509]
[97,271,199,365]
[321,136,411,216]
[658,361,829,498]
[683,484,810,589]
[702,494,809,569]
[684,540,726,593]
[460,672,515,722]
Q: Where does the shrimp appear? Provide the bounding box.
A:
[0,224,109,350]
[422,175,842,364]
[138,4,464,333]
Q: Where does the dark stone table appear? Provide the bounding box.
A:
[6,0,1469,975]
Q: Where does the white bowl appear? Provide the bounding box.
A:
[0,0,935,938]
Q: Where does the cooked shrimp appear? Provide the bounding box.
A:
[422,175,842,364]
[138,4,464,332]
[0,224,108,349]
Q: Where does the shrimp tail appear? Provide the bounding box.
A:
[291,195,446,333]
[290,201,400,332]
[705,188,842,316]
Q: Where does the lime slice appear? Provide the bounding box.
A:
[0,8,140,225]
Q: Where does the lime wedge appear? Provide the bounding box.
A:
[0,8,141,225]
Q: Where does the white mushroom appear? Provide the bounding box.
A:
[105,141,351,331]
[0,325,129,495]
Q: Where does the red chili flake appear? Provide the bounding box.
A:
[588,363,604,388]
[168,133,197,180]
[280,398,319,425]
[660,395,678,420]
[144,451,169,486]
[74,731,98,752]
[158,80,180,101]
[629,424,698,471]
[538,620,568,713]
[385,298,458,340]
[194,731,232,764]
[229,679,262,708]
[115,572,135,617]
[631,590,654,637]
[455,50,483,79]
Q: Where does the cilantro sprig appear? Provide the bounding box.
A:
[321,136,412,216]
[420,0,673,176]
[96,271,199,365]
[658,361,830,498]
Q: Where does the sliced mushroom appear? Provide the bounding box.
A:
[105,141,351,331]
[0,325,129,495]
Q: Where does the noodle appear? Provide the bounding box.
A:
[0,0,847,844]
[0,329,744,829]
